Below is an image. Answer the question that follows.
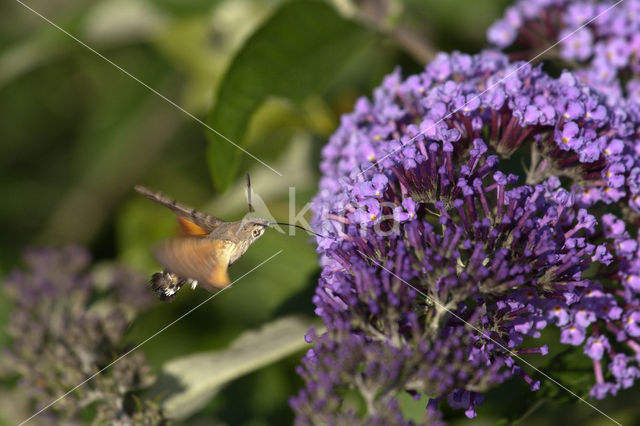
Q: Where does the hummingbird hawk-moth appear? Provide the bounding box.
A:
[134,180,269,301]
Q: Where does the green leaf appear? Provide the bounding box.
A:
[150,0,222,15]
[0,26,69,89]
[153,315,321,419]
[536,345,593,402]
[206,0,374,190]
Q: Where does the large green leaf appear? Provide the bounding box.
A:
[152,315,320,419]
[206,0,374,190]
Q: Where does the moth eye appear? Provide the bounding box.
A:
[252,228,262,237]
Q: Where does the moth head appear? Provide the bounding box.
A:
[242,218,269,242]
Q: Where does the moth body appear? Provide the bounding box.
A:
[135,185,269,301]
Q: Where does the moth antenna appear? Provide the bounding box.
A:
[270,222,328,238]
[246,173,255,213]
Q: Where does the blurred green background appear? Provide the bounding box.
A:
[1,0,638,424]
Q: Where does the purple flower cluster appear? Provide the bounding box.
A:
[488,0,640,106]
[1,247,163,424]
[293,51,640,422]
[292,325,504,425]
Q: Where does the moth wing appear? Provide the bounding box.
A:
[177,217,209,236]
[153,238,233,290]
[135,185,224,234]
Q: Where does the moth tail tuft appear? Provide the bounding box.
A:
[149,270,186,302]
